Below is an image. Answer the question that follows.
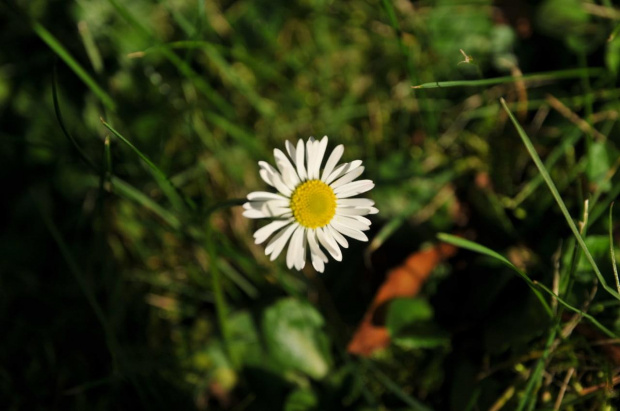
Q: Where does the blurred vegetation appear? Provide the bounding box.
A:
[2,0,620,409]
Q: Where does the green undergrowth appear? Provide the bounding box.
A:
[2,0,620,409]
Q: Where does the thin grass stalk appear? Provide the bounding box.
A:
[500,98,620,301]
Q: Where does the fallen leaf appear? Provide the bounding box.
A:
[347,242,456,356]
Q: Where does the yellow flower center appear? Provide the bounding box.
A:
[290,180,337,229]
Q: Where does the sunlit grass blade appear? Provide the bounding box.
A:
[413,68,605,89]
[509,128,583,208]
[107,0,235,117]
[77,21,104,74]
[111,176,181,230]
[438,234,618,338]
[52,64,99,172]
[101,119,195,212]
[437,233,553,317]
[534,281,616,338]
[516,328,557,411]
[34,22,116,111]
[132,42,273,117]
[205,222,234,365]
[500,98,620,301]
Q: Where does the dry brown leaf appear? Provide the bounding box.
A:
[347,242,456,356]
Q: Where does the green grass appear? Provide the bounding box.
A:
[3,0,620,410]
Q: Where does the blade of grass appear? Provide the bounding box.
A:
[77,21,104,74]
[101,119,196,212]
[206,221,234,366]
[107,0,234,117]
[52,63,99,172]
[509,128,583,208]
[133,42,273,117]
[437,233,552,317]
[110,176,182,230]
[500,98,620,301]
[516,327,557,411]
[413,68,605,89]
[34,22,116,111]
[438,233,618,338]
[533,281,616,338]
[381,0,437,136]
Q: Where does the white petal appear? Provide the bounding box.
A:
[305,137,316,178]
[351,215,372,226]
[336,207,373,216]
[253,218,294,244]
[286,225,305,269]
[333,180,374,198]
[265,223,298,260]
[327,224,349,248]
[307,230,326,272]
[367,207,379,214]
[242,204,291,219]
[296,230,307,270]
[258,161,279,187]
[331,220,368,242]
[329,166,365,189]
[274,149,300,189]
[285,140,297,164]
[337,198,375,207]
[242,209,269,219]
[247,191,288,201]
[317,227,342,262]
[308,136,328,180]
[308,230,328,262]
[321,144,344,182]
[271,172,293,197]
[334,215,370,231]
[295,139,307,180]
[325,160,362,185]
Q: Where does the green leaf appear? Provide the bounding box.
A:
[606,35,620,75]
[576,236,610,273]
[386,298,434,336]
[262,298,332,379]
[284,388,319,411]
[32,22,116,111]
[387,298,449,350]
[587,142,612,191]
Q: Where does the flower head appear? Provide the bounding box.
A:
[243,136,378,272]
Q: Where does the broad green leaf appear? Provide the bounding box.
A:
[262,298,332,379]
[387,298,449,350]
[386,298,434,337]
[284,388,319,411]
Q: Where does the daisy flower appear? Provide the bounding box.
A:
[243,136,378,272]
